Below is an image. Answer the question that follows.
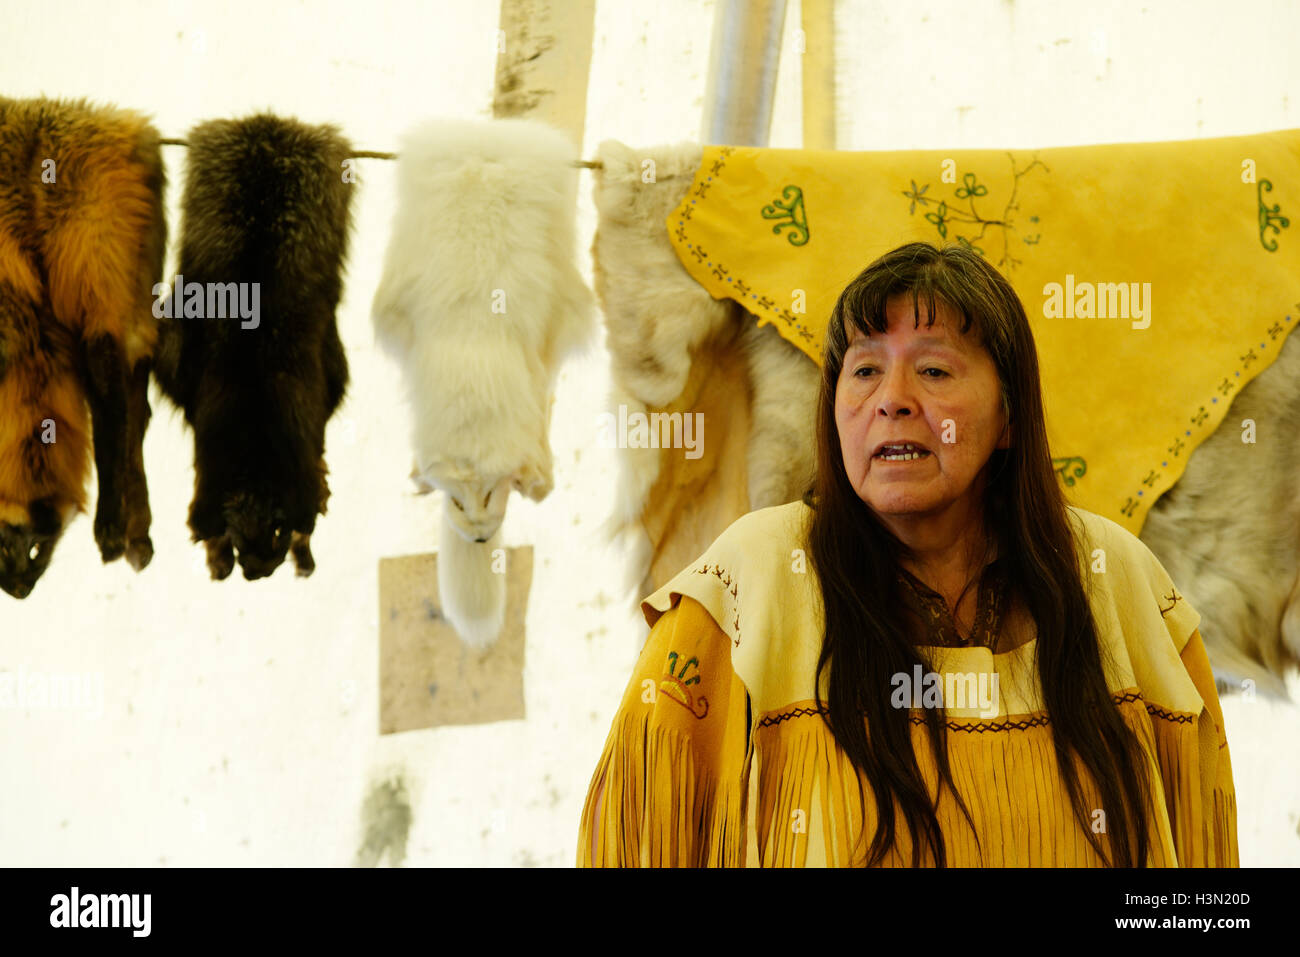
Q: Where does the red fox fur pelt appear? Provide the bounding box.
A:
[0,97,166,599]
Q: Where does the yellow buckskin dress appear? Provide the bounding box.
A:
[577,501,1239,867]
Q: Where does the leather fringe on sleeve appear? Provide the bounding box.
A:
[578,596,752,867]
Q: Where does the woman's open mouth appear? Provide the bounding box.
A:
[873,442,935,462]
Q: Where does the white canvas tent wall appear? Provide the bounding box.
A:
[0,0,1296,867]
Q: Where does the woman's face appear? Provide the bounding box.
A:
[835,294,1009,532]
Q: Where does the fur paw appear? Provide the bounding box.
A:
[291,532,315,578]
[410,463,436,495]
[205,538,235,581]
[514,464,554,502]
[125,536,154,572]
[94,513,127,563]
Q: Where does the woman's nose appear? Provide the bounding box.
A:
[876,366,915,417]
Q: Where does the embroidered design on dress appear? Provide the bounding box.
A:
[694,562,741,647]
[756,690,1195,731]
[1158,588,1182,617]
[660,651,709,719]
[758,707,827,728]
[1142,699,1195,725]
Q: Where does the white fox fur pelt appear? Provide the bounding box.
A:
[371,117,594,650]
[590,139,819,592]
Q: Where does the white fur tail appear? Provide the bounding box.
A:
[437,503,506,651]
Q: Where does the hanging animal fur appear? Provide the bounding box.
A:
[590,138,818,603]
[153,114,353,581]
[372,117,594,649]
[0,97,166,599]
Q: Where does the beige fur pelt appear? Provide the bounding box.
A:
[594,137,1299,699]
[590,140,819,603]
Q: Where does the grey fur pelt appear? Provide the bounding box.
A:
[153,113,354,581]
[1140,326,1300,700]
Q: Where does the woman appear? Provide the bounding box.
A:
[578,241,1239,867]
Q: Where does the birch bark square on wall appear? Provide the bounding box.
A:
[378,548,532,733]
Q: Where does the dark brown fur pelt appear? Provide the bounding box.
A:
[152,113,353,581]
[0,96,166,599]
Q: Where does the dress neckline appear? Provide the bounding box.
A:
[897,557,1008,650]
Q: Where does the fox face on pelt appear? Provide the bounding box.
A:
[152,114,353,581]
[0,327,93,598]
[413,462,552,543]
[0,499,72,599]
[0,97,167,598]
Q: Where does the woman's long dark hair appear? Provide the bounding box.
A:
[806,241,1153,867]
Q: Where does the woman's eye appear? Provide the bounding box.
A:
[853,366,947,378]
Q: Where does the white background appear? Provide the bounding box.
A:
[0,0,1296,866]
